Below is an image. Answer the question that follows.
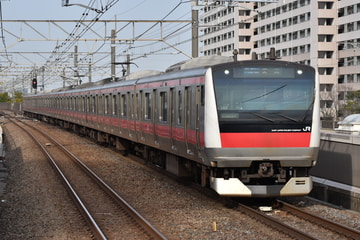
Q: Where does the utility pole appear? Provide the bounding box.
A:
[126,54,130,76]
[74,45,80,86]
[192,0,199,58]
[62,68,66,88]
[41,66,45,92]
[88,55,92,83]
[111,29,116,82]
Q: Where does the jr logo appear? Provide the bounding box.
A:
[303,126,311,131]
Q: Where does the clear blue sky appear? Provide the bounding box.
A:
[1,0,194,89]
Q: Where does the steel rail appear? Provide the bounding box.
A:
[13,116,168,240]
[7,117,107,240]
[278,200,360,240]
[47,132,168,240]
[238,203,317,240]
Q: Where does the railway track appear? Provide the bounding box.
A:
[237,200,360,240]
[7,115,167,240]
[277,200,360,240]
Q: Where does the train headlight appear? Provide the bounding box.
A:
[297,69,303,75]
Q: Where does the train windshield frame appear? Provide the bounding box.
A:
[212,63,315,126]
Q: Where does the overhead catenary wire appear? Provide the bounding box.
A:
[0,0,12,69]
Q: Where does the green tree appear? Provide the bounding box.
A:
[14,91,23,103]
[343,90,360,115]
[0,92,11,103]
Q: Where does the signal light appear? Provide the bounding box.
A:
[32,78,37,89]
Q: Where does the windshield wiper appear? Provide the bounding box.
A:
[252,113,276,123]
[241,84,287,104]
[278,114,300,123]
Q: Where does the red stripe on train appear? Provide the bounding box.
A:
[220,132,311,148]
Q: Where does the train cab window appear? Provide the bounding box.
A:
[121,94,127,117]
[112,94,117,116]
[144,92,152,120]
[159,91,168,122]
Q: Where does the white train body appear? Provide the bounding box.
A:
[24,58,320,197]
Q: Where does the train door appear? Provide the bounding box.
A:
[196,85,202,150]
[137,91,145,141]
[143,90,154,144]
[85,95,89,125]
[169,88,175,149]
[111,92,117,127]
[97,94,103,129]
[153,89,158,145]
[184,87,191,154]
[120,93,127,136]
[128,92,137,139]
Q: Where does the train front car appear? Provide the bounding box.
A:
[204,60,320,197]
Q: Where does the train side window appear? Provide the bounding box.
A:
[77,96,80,111]
[134,92,141,120]
[130,93,134,119]
[144,92,152,120]
[177,90,183,125]
[185,87,191,128]
[98,95,103,115]
[137,92,141,120]
[77,96,80,112]
[121,94,127,117]
[201,85,205,106]
[86,97,89,112]
[92,96,96,113]
[112,94,117,116]
[105,95,109,115]
[81,96,85,112]
[160,91,168,122]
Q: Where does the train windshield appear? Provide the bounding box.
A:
[213,64,315,124]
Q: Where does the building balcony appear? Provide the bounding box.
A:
[317,42,337,51]
[318,9,337,18]
[318,74,337,84]
[338,83,360,92]
[338,65,360,75]
[318,25,337,35]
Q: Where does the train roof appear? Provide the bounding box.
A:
[165,55,233,72]
[26,57,315,98]
[27,56,236,97]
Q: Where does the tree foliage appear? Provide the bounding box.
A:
[343,90,360,115]
[0,92,23,103]
[13,92,23,103]
[0,92,11,103]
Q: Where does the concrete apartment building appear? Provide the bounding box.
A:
[199,0,360,119]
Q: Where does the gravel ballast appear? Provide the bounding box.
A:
[0,116,359,239]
